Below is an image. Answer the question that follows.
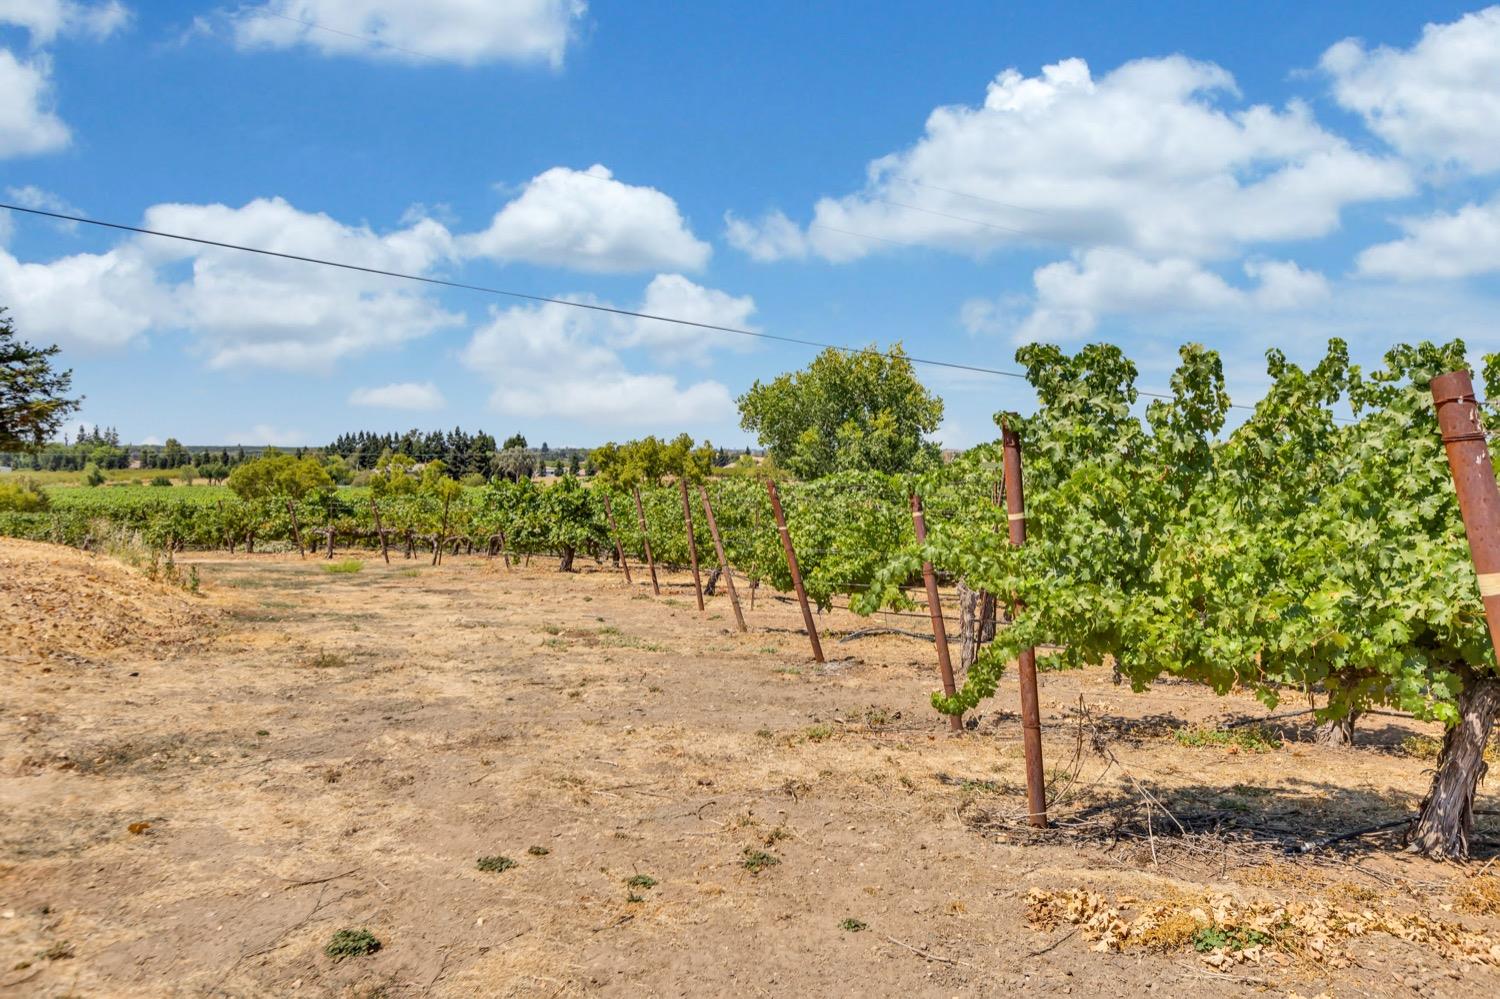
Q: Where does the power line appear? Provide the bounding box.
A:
[871,198,1032,237]
[0,202,1349,419]
[0,201,1033,383]
[896,178,1056,217]
[258,10,441,62]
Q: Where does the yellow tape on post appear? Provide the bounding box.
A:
[1478,572,1500,597]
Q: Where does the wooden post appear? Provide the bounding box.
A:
[1002,421,1047,828]
[632,485,661,596]
[326,513,335,559]
[498,530,511,570]
[911,494,963,733]
[370,496,390,564]
[286,498,305,558]
[766,479,823,663]
[602,493,632,583]
[699,484,747,632]
[679,478,705,611]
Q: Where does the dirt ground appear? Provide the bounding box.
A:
[2,543,1499,998]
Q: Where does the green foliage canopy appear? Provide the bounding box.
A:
[736,344,943,479]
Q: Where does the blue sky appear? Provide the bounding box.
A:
[2,2,1499,449]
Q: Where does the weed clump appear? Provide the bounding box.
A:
[324,559,363,574]
[625,874,657,889]
[839,918,867,932]
[742,848,780,873]
[476,855,517,873]
[527,845,550,856]
[1173,725,1279,753]
[324,929,380,961]
[1192,926,1269,953]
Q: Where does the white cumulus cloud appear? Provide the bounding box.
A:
[462,165,710,274]
[615,273,757,363]
[0,50,70,158]
[460,278,746,427]
[232,0,585,68]
[969,248,1330,343]
[730,55,1409,263]
[348,381,447,410]
[0,197,462,364]
[1357,195,1500,280]
[1323,7,1500,173]
[140,197,461,368]
[0,0,129,43]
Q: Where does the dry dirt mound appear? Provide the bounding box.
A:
[0,538,216,663]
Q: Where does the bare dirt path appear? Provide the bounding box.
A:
[3,550,1498,997]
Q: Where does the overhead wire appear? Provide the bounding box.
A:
[0,202,1357,420]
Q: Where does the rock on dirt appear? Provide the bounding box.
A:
[0,538,216,663]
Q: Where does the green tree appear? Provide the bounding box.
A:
[0,308,78,451]
[492,446,534,482]
[737,344,943,479]
[161,437,189,469]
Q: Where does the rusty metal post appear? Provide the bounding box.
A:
[1002,422,1048,829]
[679,478,705,611]
[370,496,390,564]
[766,479,824,663]
[602,493,632,584]
[911,494,963,733]
[632,485,661,596]
[699,484,747,633]
[1433,371,1500,659]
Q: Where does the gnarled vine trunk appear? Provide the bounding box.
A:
[558,546,575,572]
[957,581,997,682]
[1407,675,1500,860]
[1314,710,1359,747]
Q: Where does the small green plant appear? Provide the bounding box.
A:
[803,724,833,743]
[324,559,363,574]
[149,475,172,487]
[625,874,657,889]
[476,855,517,873]
[1173,725,1279,753]
[527,845,550,856]
[324,928,381,961]
[255,729,270,737]
[839,918,867,932]
[304,650,348,669]
[626,892,645,903]
[742,848,780,873]
[1192,926,1269,953]
[755,727,774,739]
